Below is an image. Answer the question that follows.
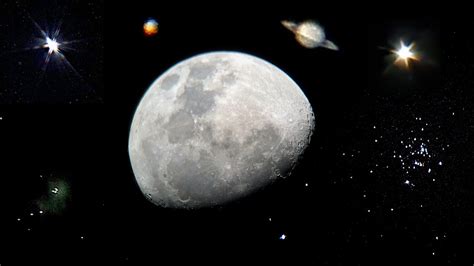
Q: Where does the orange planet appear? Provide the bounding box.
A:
[143,19,159,37]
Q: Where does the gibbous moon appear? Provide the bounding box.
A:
[129,51,314,209]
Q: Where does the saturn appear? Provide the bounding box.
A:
[281,20,338,50]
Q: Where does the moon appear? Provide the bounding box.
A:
[129,51,315,209]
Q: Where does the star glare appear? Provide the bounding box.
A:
[11,13,85,79]
[392,41,418,68]
[44,37,60,55]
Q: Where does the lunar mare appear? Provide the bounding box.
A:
[129,51,315,208]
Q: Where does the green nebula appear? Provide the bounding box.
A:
[36,177,71,215]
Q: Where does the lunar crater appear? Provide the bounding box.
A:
[129,51,314,209]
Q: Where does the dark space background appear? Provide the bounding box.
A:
[0,2,473,265]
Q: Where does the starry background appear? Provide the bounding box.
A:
[0,2,473,265]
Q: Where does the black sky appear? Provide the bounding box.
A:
[0,2,473,265]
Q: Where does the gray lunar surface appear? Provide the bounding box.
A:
[129,51,314,208]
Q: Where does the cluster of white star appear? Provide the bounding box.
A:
[390,117,448,188]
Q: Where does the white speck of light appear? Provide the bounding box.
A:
[433,178,436,182]
[420,204,423,208]
[374,139,378,143]
[390,208,394,212]
[438,161,443,166]
[420,144,428,154]
[80,236,84,240]
[30,212,34,216]
[279,234,286,240]
[39,210,43,214]
[17,218,21,221]
[52,187,59,194]
[428,168,432,173]
[268,217,272,222]
[404,180,410,185]
[305,183,309,187]
[435,236,439,240]
[369,170,373,174]
[367,209,371,213]
[414,160,423,167]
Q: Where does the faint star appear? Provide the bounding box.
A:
[279,234,286,240]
